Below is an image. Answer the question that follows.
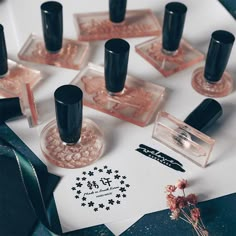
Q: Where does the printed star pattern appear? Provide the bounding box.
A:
[71,166,130,212]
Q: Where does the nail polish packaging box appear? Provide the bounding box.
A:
[18,1,89,70]
[135,2,204,77]
[74,0,161,41]
[152,99,222,167]
[0,25,41,98]
[71,38,165,127]
[40,85,104,169]
[192,30,235,97]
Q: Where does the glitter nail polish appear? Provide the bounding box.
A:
[192,30,235,97]
[71,39,165,127]
[135,2,204,77]
[18,1,89,70]
[74,0,161,41]
[40,85,104,168]
[0,24,41,98]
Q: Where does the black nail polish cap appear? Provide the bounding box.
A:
[41,1,63,53]
[204,30,235,83]
[162,2,187,52]
[54,85,83,144]
[0,97,23,123]
[184,98,223,132]
[109,0,127,23]
[0,24,8,76]
[104,38,130,93]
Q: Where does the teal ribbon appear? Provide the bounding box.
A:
[0,137,61,235]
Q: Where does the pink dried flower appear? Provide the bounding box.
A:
[191,208,201,222]
[166,194,177,211]
[165,185,177,193]
[176,196,187,209]
[164,180,208,236]
[170,209,180,220]
[186,194,198,205]
[176,179,187,189]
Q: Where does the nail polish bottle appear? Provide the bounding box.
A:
[135,2,204,77]
[152,98,223,167]
[192,30,235,97]
[71,38,165,127]
[18,1,89,70]
[0,83,38,127]
[40,85,104,168]
[74,0,161,41]
[0,25,41,98]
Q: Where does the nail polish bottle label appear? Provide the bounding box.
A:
[152,111,215,167]
[74,9,161,41]
[71,63,165,127]
[0,59,41,98]
[135,37,204,77]
[18,34,89,70]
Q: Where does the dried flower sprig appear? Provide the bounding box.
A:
[165,179,208,236]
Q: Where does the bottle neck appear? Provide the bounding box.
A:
[161,48,178,56]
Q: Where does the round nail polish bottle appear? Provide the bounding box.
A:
[192,30,235,97]
[40,85,104,168]
[109,0,127,24]
[162,2,187,56]
[104,38,130,96]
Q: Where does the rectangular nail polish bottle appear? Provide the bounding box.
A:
[0,25,41,99]
[192,30,235,98]
[135,2,204,77]
[40,85,104,169]
[18,1,89,70]
[0,83,38,127]
[152,99,223,167]
[71,38,165,127]
[74,0,161,41]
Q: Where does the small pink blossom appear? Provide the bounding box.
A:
[165,185,177,193]
[166,194,177,211]
[176,196,187,209]
[176,179,187,190]
[186,194,198,205]
[191,208,201,222]
[170,209,180,220]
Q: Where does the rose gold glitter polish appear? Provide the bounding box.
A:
[0,25,41,98]
[71,39,165,127]
[192,30,235,98]
[74,0,161,41]
[135,2,204,77]
[40,85,104,169]
[18,2,89,70]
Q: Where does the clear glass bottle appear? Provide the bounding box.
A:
[40,85,104,169]
[152,99,223,167]
[18,1,89,70]
[135,2,204,77]
[74,0,161,41]
[0,24,41,98]
[71,39,165,127]
[191,30,235,97]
